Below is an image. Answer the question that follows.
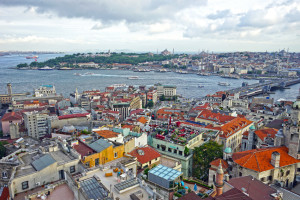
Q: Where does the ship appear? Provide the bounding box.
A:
[38,66,53,70]
[198,85,204,88]
[26,55,38,59]
[218,82,231,86]
[128,76,139,80]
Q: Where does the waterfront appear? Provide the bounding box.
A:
[0,54,299,101]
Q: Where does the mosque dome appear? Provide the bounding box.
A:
[224,147,232,154]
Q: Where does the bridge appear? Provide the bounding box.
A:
[225,78,300,98]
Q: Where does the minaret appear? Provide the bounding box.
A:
[215,160,224,196]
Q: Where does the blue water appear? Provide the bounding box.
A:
[0,54,299,101]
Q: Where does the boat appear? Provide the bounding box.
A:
[198,85,204,88]
[73,73,82,76]
[58,67,73,70]
[156,69,168,73]
[26,55,38,59]
[111,84,127,88]
[218,82,231,86]
[38,66,53,70]
[128,76,139,80]
[83,72,95,75]
[176,70,188,74]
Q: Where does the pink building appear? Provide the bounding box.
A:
[1,112,23,136]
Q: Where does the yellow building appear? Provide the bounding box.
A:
[130,96,142,109]
[73,139,124,168]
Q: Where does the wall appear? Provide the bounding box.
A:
[51,117,90,129]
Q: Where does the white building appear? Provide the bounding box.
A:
[34,85,56,97]
[24,112,49,139]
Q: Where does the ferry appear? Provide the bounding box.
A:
[58,67,73,70]
[128,76,139,80]
[111,84,127,88]
[218,82,231,86]
[26,55,38,59]
[38,66,53,70]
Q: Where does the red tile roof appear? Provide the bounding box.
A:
[58,113,89,120]
[94,130,119,138]
[254,128,278,141]
[177,192,201,200]
[1,112,23,121]
[210,158,228,169]
[73,140,96,157]
[232,146,300,172]
[137,116,147,124]
[227,176,277,200]
[209,117,253,139]
[196,110,235,124]
[129,146,161,165]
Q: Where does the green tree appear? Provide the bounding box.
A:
[184,146,189,156]
[160,95,166,101]
[146,101,154,108]
[0,141,8,159]
[144,168,150,175]
[192,141,223,181]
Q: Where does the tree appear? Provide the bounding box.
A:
[0,141,8,159]
[160,95,166,101]
[146,101,154,108]
[192,141,223,181]
[144,168,150,175]
[184,146,189,156]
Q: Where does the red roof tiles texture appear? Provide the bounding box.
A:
[128,146,161,165]
[232,146,300,172]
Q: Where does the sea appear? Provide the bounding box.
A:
[0,53,299,101]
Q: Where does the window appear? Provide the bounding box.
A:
[157,144,160,149]
[268,176,272,181]
[297,168,300,172]
[70,166,75,173]
[114,152,118,158]
[22,181,29,190]
[239,172,242,176]
[174,149,177,154]
[286,170,290,176]
[260,177,265,182]
[179,151,182,156]
[168,148,172,152]
[2,172,8,179]
[85,162,90,167]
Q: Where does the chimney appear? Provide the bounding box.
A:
[215,160,224,196]
[271,151,280,168]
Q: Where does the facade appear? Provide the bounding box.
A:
[128,146,161,169]
[130,96,142,110]
[231,146,300,188]
[8,143,81,198]
[73,139,124,168]
[24,111,49,139]
[1,112,23,136]
[34,85,56,97]
[111,103,130,121]
[163,85,177,98]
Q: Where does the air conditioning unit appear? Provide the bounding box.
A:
[36,182,40,186]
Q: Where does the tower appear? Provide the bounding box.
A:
[215,161,224,196]
[7,83,12,96]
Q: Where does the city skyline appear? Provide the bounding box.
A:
[0,0,300,52]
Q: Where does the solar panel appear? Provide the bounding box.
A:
[31,154,56,171]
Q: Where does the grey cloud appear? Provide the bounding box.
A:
[207,9,231,20]
[285,9,300,22]
[0,0,207,25]
[238,10,275,28]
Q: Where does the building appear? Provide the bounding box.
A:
[1,112,23,137]
[130,96,142,110]
[0,83,28,106]
[7,141,81,198]
[156,84,177,98]
[128,146,161,169]
[231,146,300,188]
[111,103,130,121]
[34,85,56,97]
[24,111,50,139]
[73,139,124,168]
[94,130,124,143]
[208,158,229,187]
[147,90,158,105]
[147,164,183,200]
[219,67,234,74]
[223,176,281,200]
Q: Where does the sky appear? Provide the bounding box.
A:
[0,0,299,52]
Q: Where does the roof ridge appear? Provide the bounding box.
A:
[254,153,261,172]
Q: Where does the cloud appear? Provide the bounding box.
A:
[207,9,231,20]
[0,0,207,25]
